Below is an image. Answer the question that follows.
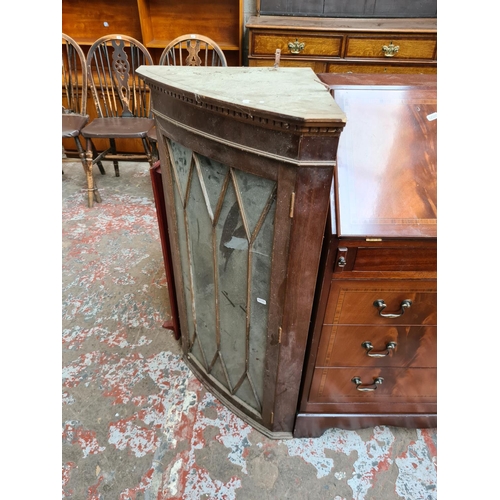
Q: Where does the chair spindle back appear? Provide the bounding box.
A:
[62,33,87,115]
[86,35,154,119]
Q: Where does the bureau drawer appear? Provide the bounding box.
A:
[316,324,436,368]
[333,245,437,273]
[251,32,343,57]
[346,36,437,60]
[326,62,437,74]
[248,58,328,73]
[323,280,437,325]
[309,367,437,404]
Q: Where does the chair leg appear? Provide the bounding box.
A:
[142,137,155,168]
[85,139,102,207]
[90,140,106,175]
[110,138,120,177]
[74,135,87,170]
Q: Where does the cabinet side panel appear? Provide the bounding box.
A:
[273,166,334,432]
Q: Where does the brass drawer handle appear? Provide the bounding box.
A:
[382,41,399,57]
[362,341,397,357]
[373,299,412,318]
[352,376,384,392]
[288,39,305,54]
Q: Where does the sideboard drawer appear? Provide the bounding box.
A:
[346,36,437,60]
[316,324,437,368]
[309,366,437,403]
[249,58,328,72]
[246,16,437,76]
[326,62,437,74]
[333,245,437,273]
[323,280,437,325]
[252,32,343,57]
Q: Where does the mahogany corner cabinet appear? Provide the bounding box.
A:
[137,66,347,438]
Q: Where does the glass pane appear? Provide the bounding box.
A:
[248,196,276,403]
[185,160,217,369]
[216,180,248,393]
[195,154,229,219]
[235,376,259,412]
[168,140,193,203]
[233,168,276,235]
[167,140,195,346]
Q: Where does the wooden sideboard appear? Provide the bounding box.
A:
[246,16,437,74]
[294,73,437,437]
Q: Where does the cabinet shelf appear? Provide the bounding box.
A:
[62,0,243,64]
[62,0,143,44]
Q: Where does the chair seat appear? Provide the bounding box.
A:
[81,117,155,139]
[62,114,89,138]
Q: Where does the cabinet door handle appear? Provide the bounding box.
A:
[351,376,384,391]
[288,39,305,54]
[362,341,397,357]
[373,299,412,318]
[382,41,399,57]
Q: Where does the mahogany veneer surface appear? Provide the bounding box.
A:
[295,73,437,437]
[326,80,437,238]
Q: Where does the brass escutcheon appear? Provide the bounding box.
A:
[382,41,400,57]
[288,39,305,54]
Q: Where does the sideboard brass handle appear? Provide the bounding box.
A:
[362,341,397,357]
[288,39,305,54]
[373,299,412,318]
[352,376,384,392]
[382,41,399,57]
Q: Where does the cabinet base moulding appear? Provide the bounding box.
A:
[294,413,437,437]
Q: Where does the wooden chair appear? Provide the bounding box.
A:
[81,35,155,207]
[147,34,228,160]
[159,34,228,67]
[62,33,104,192]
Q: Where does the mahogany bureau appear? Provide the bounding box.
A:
[294,73,437,437]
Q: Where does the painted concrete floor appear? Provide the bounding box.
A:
[62,160,437,500]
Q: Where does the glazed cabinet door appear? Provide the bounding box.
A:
[159,134,296,435]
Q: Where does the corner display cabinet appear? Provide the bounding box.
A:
[136,66,347,438]
[294,73,437,438]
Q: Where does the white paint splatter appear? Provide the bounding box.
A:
[285,426,396,499]
[395,430,437,500]
[166,458,183,496]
